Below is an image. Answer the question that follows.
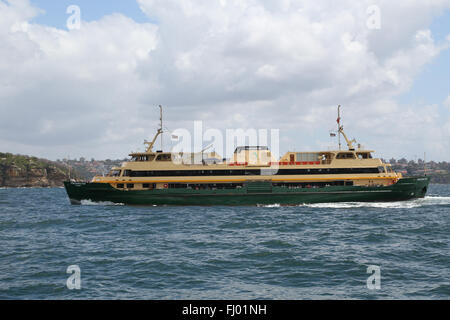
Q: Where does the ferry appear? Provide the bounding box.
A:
[64,106,430,206]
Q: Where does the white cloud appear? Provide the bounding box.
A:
[0,0,159,159]
[444,95,450,108]
[0,0,450,160]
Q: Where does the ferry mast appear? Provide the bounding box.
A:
[337,105,357,151]
[144,105,164,152]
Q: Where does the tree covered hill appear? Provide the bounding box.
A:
[0,153,79,187]
[388,158,450,184]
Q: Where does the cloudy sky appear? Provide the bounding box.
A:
[1,0,450,161]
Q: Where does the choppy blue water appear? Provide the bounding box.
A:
[0,185,449,300]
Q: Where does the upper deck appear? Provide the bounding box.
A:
[102,146,394,175]
[95,105,401,187]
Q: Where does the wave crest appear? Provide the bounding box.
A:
[303,196,450,209]
[80,199,124,206]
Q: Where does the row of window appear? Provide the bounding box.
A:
[116,183,245,190]
[115,181,354,190]
[131,151,372,162]
[131,154,171,162]
[273,181,354,188]
[116,183,157,189]
[120,167,382,177]
[168,183,244,190]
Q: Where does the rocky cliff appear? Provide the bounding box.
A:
[0,153,77,188]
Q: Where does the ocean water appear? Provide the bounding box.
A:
[0,185,449,300]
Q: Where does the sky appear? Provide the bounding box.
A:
[1,0,450,161]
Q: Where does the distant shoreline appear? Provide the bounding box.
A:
[0,186,65,189]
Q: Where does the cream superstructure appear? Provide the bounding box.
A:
[91,107,401,191]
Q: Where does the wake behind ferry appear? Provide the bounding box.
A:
[64,106,430,206]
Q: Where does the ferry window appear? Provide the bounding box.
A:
[123,170,132,177]
[357,153,371,159]
[127,184,134,189]
[296,153,320,162]
[132,155,155,161]
[117,184,124,188]
[156,154,172,161]
[109,170,121,177]
[336,153,356,159]
[378,166,385,173]
[357,153,366,159]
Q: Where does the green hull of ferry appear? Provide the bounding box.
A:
[64,177,430,206]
